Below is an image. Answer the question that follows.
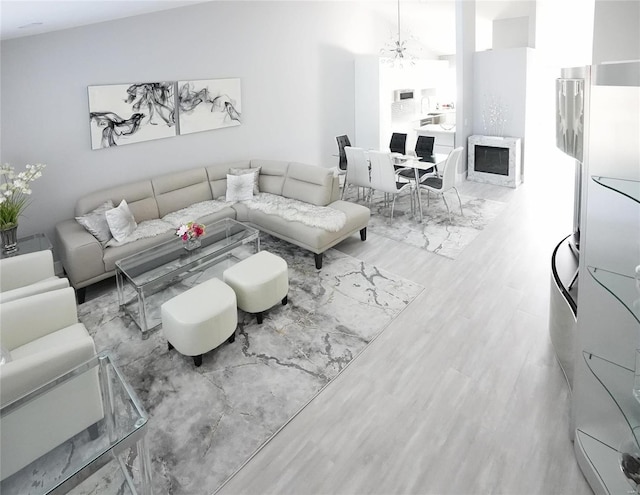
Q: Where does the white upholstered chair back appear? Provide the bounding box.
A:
[0,250,69,303]
[344,146,371,189]
[368,151,399,195]
[419,146,465,221]
[441,146,464,190]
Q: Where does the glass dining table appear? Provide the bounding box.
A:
[392,152,449,222]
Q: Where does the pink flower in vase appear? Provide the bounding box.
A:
[176,222,206,241]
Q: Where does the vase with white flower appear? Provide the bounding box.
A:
[0,163,46,254]
[176,221,205,251]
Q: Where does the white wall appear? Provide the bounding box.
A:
[592,0,640,64]
[492,16,533,49]
[535,0,594,68]
[531,0,594,188]
[354,55,381,152]
[473,48,535,178]
[472,48,529,138]
[0,1,375,246]
[455,0,475,175]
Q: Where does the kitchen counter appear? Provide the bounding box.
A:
[415,123,456,133]
[413,109,456,127]
[415,124,456,154]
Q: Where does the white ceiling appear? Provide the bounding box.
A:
[0,0,533,49]
[0,0,213,40]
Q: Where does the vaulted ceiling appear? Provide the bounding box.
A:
[1,0,534,54]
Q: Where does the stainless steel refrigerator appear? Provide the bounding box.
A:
[553,61,640,494]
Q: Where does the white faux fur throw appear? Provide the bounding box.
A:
[243,193,346,232]
[105,196,345,247]
[105,219,173,247]
[162,200,229,227]
[106,200,230,247]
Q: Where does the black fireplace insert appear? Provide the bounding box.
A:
[474,145,509,176]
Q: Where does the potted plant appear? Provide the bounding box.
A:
[0,163,46,254]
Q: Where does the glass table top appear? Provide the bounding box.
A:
[0,353,149,495]
[116,218,259,289]
[592,176,640,204]
[0,233,52,259]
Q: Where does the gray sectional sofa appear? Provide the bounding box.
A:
[55,159,370,302]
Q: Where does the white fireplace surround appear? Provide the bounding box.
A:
[467,135,522,188]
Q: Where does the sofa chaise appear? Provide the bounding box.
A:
[55,159,370,302]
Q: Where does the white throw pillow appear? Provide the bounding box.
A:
[226,174,254,202]
[75,200,114,245]
[228,166,261,195]
[105,199,137,243]
[0,345,11,365]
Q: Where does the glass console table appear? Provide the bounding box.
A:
[0,353,151,495]
[0,232,52,259]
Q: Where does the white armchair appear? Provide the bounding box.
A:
[0,250,69,303]
[0,287,101,480]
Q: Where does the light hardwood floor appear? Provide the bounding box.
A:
[217,161,593,494]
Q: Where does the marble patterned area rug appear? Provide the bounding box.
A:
[344,187,507,259]
[73,235,423,494]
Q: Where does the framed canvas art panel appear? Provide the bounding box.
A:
[88,82,176,149]
[177,78,241,135]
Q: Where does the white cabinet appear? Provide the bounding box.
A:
[571,62,640,495]
[573,177,640,495]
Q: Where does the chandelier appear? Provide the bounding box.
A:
[380,0,417,67]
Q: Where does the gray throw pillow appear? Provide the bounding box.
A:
[229,166,261,195]
[76,200,114,245]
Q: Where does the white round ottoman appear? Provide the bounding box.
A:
[223,251,289,324]
[161,278,237,367]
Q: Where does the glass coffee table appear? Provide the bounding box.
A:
[115,218,260,336]
[0,353,151,495]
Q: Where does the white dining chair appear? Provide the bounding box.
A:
[418,146,464,222]
[341,146,372,201]
[368,151,414,220]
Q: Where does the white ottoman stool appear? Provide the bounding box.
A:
[161,278,237,367]
[223,251,289,324]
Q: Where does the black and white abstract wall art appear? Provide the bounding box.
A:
[177,78,241,135]
[88,82,176,149]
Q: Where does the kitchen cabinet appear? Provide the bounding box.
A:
[354,55,449,152]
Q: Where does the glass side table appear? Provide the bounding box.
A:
[0,352,152,495]
[0,232,52,258]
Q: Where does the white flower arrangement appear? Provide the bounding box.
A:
[482,93,508,137]
[0,163,46,229]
